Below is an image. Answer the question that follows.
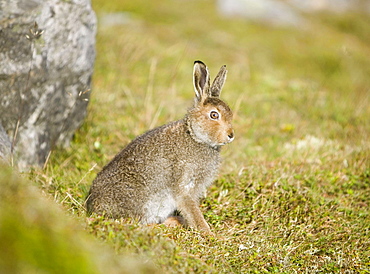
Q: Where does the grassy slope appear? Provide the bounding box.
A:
[23,0,370,272]
[0,164,158,273]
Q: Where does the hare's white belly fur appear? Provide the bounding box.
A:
[142,190,177,223]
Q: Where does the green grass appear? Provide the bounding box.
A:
[0,165,158,273]
[3,0,370,272]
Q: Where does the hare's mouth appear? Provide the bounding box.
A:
[219,137,234,146]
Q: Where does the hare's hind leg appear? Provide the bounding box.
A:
[163,215,186,227]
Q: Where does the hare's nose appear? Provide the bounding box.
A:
[228,131,234,141]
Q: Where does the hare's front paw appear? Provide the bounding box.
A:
[198,222,215,236]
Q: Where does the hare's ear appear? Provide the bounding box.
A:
[210,65,227,98]
[193,60,210,102]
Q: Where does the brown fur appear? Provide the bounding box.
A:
[86,61,234,234]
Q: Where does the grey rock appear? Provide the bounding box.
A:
[0,124,11,164]
[288,0,370,14]
[217,0,304,27]
[0,0,97,170]
[217,0,369,27]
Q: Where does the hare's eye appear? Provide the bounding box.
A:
[209,110,219,120]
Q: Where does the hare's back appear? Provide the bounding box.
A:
[96,120,191,183]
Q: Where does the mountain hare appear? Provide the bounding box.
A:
[86,61,234,234]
